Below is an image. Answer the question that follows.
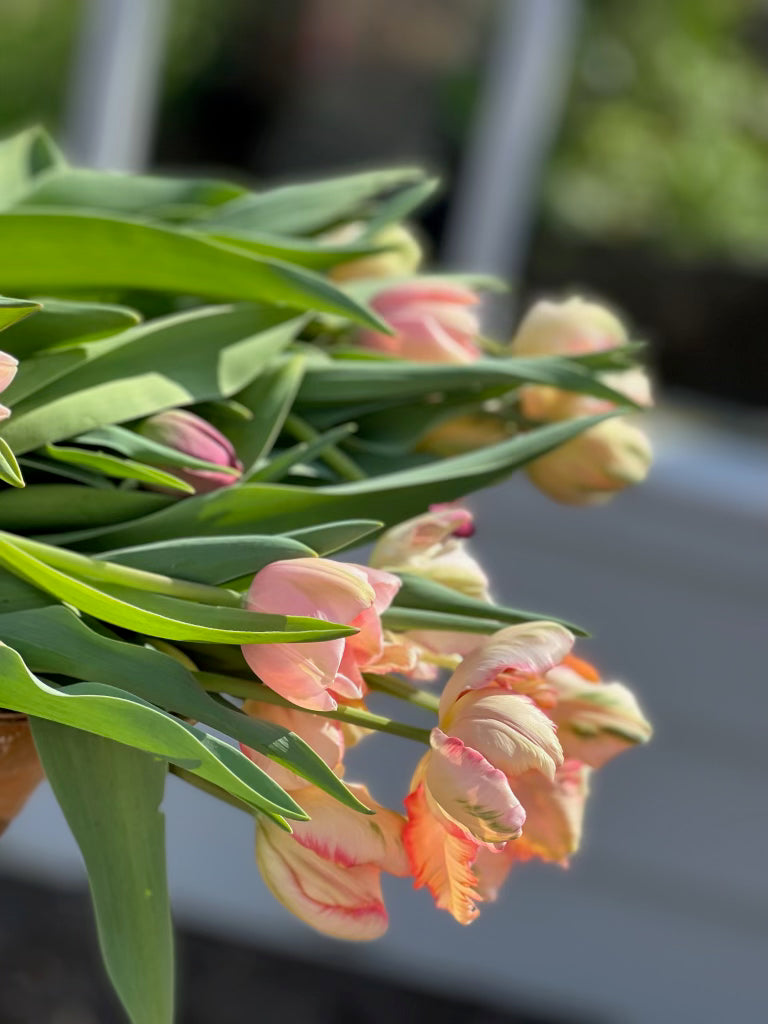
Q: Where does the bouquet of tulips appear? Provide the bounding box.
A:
[0,127,652,1024]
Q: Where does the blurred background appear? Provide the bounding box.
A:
[0,1,765,1022]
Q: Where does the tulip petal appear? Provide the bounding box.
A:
[290,783,409,876]
[256,824,389,941]
[245,557,376,624]
[439,622,575,717]
[242,636,345,710]
[512,761,590,864]
[446,691,563,780]
[548,669,653,768]
[404,782,483,925]
[424,729,526,844]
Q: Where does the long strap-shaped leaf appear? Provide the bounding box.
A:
[63,415,610,550]
[0,605,369,814]
[30,720,175,1024]
[0,642,303,823]
[0,533,355,643]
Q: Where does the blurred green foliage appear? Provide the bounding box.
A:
[546,0,768,260]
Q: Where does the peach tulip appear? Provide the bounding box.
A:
[473,760,591,899]
[138,409,242,493]
[404,622,574,923]
[358,282,482,363]
[526,417,652,506]
[256,783,408,940]
[242,558,400,711]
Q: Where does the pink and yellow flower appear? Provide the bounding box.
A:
[358,282,482,363]
[403,625,651,923]
[242,558,401,711]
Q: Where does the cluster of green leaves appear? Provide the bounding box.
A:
[0,128,636,1024]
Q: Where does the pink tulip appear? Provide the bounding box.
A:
[358,282,483,363]
[0,351,19,421]
[138,409,242,493]
[256,783,408,940]
[242,558,400,711]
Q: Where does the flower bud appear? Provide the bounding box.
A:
[358,282,482,363]
[137,410,242,494]
[416,412,511,457]
[510,296,627,356]
[329,223,423,282]
[0,350,19,421]
[526,418,652,506]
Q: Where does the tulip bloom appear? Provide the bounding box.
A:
[328,222,423,282]
[256,783,409,941]
[546,657,653,768]
[404,622,573,923]
[510,297,654,460]
[138,409,242,493]
[526,417,653,506]
[370,506,490,600]
[0,714,44,835]
[242,558,401,711]
[510,296,628,357]
[358,282,482,363]
[473,760,591,898]
[0,350,19,421]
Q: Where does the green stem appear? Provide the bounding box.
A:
[195,670,432,745]
[284,413,366,482]
[2,532,241,608]
[363,672,441,713]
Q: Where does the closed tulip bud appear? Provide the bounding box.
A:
[137,410,242,494]
[0,714,44,835]
[358,282,482,363]
[526,418,652,506]
[329,223,423,282]
[510,296,627,357]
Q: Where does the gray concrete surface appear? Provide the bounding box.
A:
[1,409,765,1024]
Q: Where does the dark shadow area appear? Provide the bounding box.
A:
[0,874,607,1024]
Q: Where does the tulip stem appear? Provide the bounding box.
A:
[363,672,440,713]
[284,413,366,482]
[169,764,256,817]
[194,670,432,745]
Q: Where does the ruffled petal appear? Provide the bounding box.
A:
[423,729,526,844]
[548,668,653,768]
[446,691,563,780]
[403,782,483,925]
[256,824,389,941]
[439,622,575,717]
[290,783,408,876]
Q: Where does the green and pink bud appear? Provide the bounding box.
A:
[0,351,19,421]
[138,409,242,493]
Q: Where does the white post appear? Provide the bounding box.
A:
[442,0,582,333]
[64,0,171,171]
